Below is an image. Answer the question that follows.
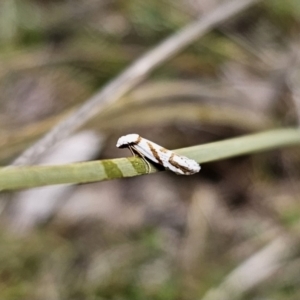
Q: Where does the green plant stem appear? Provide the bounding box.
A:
[0,128,299,191]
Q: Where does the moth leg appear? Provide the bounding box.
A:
[128,145,136,157]
[130,146,151,174]
[144,159,151,174]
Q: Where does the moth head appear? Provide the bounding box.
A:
[116,134,140,148]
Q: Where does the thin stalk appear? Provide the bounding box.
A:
[0,128,299,191]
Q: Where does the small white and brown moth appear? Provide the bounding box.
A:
[116,134,200,175]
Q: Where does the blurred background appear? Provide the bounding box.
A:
[1,0,300,299]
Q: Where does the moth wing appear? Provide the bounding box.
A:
[133,139,170,165]
[168,154,200,175]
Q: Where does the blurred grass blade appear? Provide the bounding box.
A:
[11,0,261,166]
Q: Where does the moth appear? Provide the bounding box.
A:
[116,134,200,175]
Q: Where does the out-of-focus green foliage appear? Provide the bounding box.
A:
[1,0,300,299]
